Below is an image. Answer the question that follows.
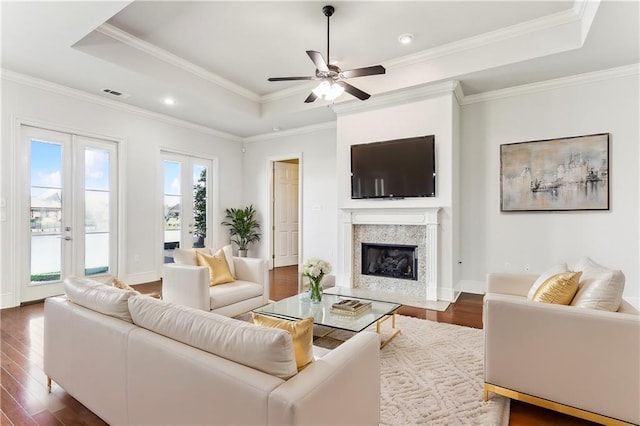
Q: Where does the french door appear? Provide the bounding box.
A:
[21,125,118,302]
[162,152,213,263]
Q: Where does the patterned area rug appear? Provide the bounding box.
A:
[375,315,509,425]
[238,313,509,425]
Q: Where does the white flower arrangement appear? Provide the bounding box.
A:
[302,258,332,280]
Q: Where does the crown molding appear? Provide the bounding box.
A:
[332,81,460,116]
[261,82,313,103]
[96,23,260,103]
[385,6,582,71]
[460,63,640,105]
[1,69,243,142]
[243,121,336,144]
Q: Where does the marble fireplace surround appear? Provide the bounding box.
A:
[327,208,450,311]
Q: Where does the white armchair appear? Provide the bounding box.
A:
[162,256,269,317]
[483,272,640,425]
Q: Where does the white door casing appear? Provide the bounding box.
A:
[273,161,299,267]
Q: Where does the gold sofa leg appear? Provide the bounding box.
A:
[484,383,634,426]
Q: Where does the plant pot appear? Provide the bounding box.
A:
[237,249,248,258]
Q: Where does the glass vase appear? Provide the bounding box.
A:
[309,278,323,303]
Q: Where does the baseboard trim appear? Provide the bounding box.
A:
[484,383,633,426]
[457,279,485,295]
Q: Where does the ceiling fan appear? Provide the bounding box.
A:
[268,5,385,103]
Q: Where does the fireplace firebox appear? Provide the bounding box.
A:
[361,243,418,281]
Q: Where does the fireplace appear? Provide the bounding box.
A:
[361,243,418,281]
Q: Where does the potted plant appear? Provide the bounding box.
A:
[221,205,261,257]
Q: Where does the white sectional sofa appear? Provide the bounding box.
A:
[45,277,380,425]
[163,253,269,317]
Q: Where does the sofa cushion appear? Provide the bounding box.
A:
[532,271,582,305]
[173,247,211,265]
[527,263,569,300]
[252,313,314,371]
[570,257,625,312]
[210,281,263,309]
[64,277,136,322]
[127,296,298,379]
[196,249,235,286]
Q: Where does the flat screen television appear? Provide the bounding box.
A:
[351,135,435,199]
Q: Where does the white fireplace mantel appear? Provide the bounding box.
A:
[338,207,442,302]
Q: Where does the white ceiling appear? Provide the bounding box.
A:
[2,1,638,138]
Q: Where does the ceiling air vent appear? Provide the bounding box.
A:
[101,88,130,99]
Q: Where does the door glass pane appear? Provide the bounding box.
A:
[192,165,207,248]
[164,161,181,262]
[85,148,110,276]
[30,140,62,283]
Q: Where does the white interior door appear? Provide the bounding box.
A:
[162,153,212,263]
[20,125,118,302]
[273,161,299,267]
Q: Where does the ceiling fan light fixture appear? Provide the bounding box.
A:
[312,79,344,101]
[398,33,414,45]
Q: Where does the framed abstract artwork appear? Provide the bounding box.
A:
[500,133,610,212]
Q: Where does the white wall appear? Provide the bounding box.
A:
[1,77,243,307]
[460,73,640,306]
[242,126,338,273]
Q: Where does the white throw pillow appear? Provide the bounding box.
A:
[570,257,625,312]
[527,263,569,300]
[222,244,236,278]
[128,296,297,379]
[64,276,136,322]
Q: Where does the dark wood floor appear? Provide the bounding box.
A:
[1,266,597,425]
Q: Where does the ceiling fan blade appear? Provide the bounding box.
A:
[337,81,370,101]
[340,65,386,79]
[306,50,329,73]
[304,92,318,103]
[268,76,316,81]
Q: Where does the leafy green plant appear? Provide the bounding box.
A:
[221,205,261,251]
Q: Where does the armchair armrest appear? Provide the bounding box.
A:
[484,293,640,423]
[268,331,380,425]
[233,257,269,301]
[162,264,210,311]
[486,272,537,296]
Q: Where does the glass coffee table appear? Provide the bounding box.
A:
[253,293,401,348]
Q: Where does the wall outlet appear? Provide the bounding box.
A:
[524,265,530,272]
[504,262,511,271]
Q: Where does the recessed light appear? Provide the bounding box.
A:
[398,33,414,45]
[163,98,175,106]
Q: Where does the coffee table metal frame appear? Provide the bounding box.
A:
[253,293,401,347]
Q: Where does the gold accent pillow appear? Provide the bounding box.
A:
[252,313,314,371]
[196,249,235,286]
[532,271,582,305]
[112,278,140,294]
